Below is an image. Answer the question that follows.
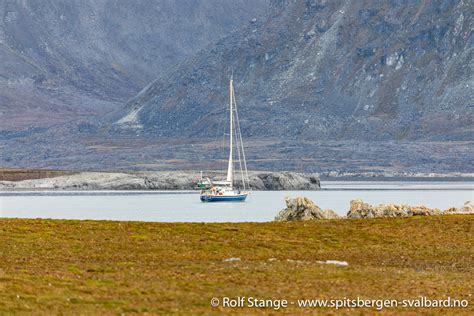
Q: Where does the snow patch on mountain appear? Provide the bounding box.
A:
[116,107,143,129]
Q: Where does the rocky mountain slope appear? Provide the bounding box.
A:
[112,0,473,141]
[0,0,268,129]
[1,0,473,173]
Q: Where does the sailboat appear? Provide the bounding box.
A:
[199,75,250,202]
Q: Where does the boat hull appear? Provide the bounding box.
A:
[200,193,248,202]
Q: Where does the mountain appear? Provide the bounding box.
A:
[0,0,268,129]
[112,0,473,141]
[1,0,473,173]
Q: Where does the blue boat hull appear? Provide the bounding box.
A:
[200,194,248,202]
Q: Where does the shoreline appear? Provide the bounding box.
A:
[323,176,474,182]
[1,168,474,191]
[2,183,473,194]
[0,171,321,191]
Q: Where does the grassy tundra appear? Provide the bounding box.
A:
[0,216,472,314]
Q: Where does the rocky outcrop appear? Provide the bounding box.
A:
[346,199,472,218]
[250,172,320,190]
[274,197,473,222]
[0,171,320,191]
[275,197,339,221]
[455,201,474,214]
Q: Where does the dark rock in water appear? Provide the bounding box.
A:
[275,197,339,221]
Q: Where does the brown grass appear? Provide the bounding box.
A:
[0,216,472,314]
[0,168,76,182]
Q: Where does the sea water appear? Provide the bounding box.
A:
[1,182,472,222]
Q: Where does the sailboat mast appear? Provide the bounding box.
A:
[226,77,234,186]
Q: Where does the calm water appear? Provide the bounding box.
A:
[1,182,473,222]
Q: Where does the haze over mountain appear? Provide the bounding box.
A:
[113,0,473,141]
[1,0,473,173]
[0,0,268,129]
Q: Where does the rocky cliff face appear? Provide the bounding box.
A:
[0,0,268,129]
[112,0,473,141]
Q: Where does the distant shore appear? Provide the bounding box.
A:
[322,176,474,182]
[1,168,474,191]
[0,169,321,191]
